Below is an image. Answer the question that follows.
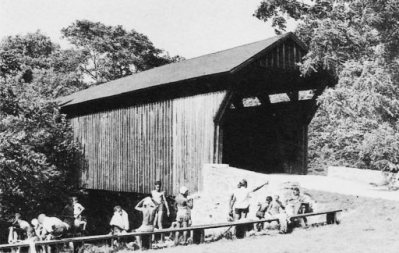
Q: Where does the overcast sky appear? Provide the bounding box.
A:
[0,0,296,58]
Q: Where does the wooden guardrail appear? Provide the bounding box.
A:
[0,209,342,253]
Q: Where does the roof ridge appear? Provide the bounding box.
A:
[182,33,285,62]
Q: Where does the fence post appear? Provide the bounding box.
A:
[140,234,152,250]
[235,224,246,239]
[326,212,337,224]
[192,229,204,244]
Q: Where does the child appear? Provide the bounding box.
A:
[256,196,273,219]
[270,195,285,216]
[229,179,269,221]
[134,197,158,249]
[72,196,87,231]
[38,214,70,240]
[135,197,159,232]
[174,186,194,244]
[254,196,273,231]
[110,206,129,235]
[8,213,34,243]
[151,180,170,242]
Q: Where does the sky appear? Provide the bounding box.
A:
[0,0,296,59]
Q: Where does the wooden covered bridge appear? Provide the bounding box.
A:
[60,32,335,195]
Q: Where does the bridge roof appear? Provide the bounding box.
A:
[59,32,306,108]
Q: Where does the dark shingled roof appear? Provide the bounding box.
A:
[59,32,304,107]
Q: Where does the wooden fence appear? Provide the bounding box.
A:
[0,209,342,253]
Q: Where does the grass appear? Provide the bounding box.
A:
[146,190,399,253]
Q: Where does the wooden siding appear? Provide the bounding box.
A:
[172,91,227,193]
[257,40,306,70]
[70,91,226,195]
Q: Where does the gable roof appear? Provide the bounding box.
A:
[59,32,306,107]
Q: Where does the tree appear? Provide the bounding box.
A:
[254,1,399,173]
[61,20,182,84]
[0,32,84,219]
[0,31,87,97]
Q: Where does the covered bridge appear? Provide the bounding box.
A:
[60,32,335,195]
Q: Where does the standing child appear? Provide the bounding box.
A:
[135,197,159,232]
[229,179,269,221]
[134,197,159,249]
[72,196,87,231]
[174,186,194,244]
[151,181,170,229]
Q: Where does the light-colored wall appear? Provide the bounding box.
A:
[327,166,386,185]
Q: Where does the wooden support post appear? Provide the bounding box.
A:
[235,224,246,239]
[258,94,271,106]
[287,91,298,101]
[326,212,337,224]
[140,234,152,250]
[192,229,205,244]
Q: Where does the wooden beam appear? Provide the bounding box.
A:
[258,94,271,105]
[287,91,299,102]
[214,90,234,124]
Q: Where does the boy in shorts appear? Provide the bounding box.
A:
[229,179,269,220]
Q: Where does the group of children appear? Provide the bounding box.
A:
[7,178,314,248]
[109,180,174,236]
[109,181,195,246]
[8,196,87,245]
[229,179,315,233]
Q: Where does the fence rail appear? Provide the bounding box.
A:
[0,209,342,252]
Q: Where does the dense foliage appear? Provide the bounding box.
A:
[0,21,180,220]
[0,32,84,219]
[255,0,399,173]
[61,20,182,84]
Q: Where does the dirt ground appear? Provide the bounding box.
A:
[148,190,399,253]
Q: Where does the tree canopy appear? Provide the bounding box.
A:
[255,0,399,173]
[61,20,182,84]
[0,31,84,218]
[0,22,181,220]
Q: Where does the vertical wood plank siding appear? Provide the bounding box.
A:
[172,91,226,194]
[70,91,226,195]
[259,41,305,69]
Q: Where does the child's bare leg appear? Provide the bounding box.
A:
[135,235,142,249]
[157,211,165,242]
[182,221,188,244]
[8,227,14,243]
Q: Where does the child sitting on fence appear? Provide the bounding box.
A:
[254,196,273,231]
[110,206,130,235]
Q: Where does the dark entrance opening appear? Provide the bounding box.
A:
[220,99,311,174]
[222,106,284,173]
